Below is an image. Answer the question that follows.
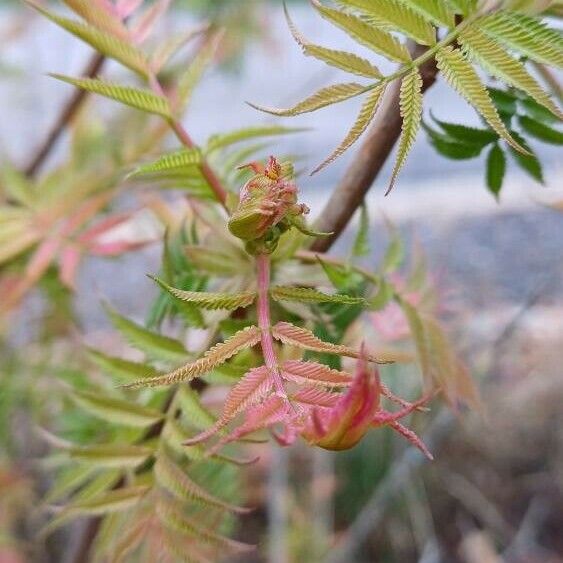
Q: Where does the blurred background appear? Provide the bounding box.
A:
[0,1,562,562]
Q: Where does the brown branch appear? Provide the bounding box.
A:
[310,42,439,253]
[24,53,106,179]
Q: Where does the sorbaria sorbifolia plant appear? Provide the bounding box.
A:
[6,0,559,560]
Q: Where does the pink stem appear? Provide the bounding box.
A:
[256,254,286,398]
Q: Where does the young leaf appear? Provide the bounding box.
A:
[339,0,436,46]
[352,203,370,257]
[387,68,423,194]
[154,453,249,514]
[151,276,257,310]
[206,125,305,152]
[87,348,161,382]
[284,3,381,78]
[62,485,150,517]
[508,131,544,183]
[398,0,455,28]
[281,360,352,387]
[221,366,272,421]
[128,149,201,178]
[51,75,172,119]
[396,298,431,384]
[460,27,563,120]
[312,83,386,173]
[518,115,563,145]
[489,87,518,117]
[312,0,411,62]
[382,227,405,273]
[68,444,153,469]
[519,97,559,125]
[28,3,149,76]
[481,11,563,69]
[272,321,395,364]
[124,326,262,388]
[104,305,188,363]
[486,144,506,197]
[62,0,129,38]
[248,82,368,116]
[177,385,216,430]
[72,390,163,428]
[270,286,365,305]
[435,47,527,153]
[156,499,253,553]
[430,114,497,146]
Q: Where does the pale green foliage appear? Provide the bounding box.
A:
[124,326,262,388]
[435,47,525,152]
[252,0,562,190]
[248,82,368,116]
[128,148,201,178]
[270,285,365,305]
[388,68,423,194]
[27,2,149,77]
[152,276,257,310]
[51,75,172,119]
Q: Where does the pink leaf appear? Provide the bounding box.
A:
[58,244,82,290]
[282,360,352,387]
[131,0,171,44]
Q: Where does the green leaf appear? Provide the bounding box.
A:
[369,279,394,310]
[312,0,411,62]
[248,82,368,116]
[270,286,365,305]
[489,87,517,117]
[124,325,262,389]
[50,75,172,119]
[519,97,560,124]
[486,144,506,197]
[87,348,161,383]
[68,444,153,469]
[105,305,188,364]
[28,3,149,76]
[185,245,250,277]
[398,0,455,28]
[316,256,359,291]
[285,4,381,78]
[128,149,201,178]
[156,498,253,553]
[339,0,436,45]
[72,390,163,428]
[154,452,248,514]
[62,485,150,517]
[435,46,527,153]
[206,125,305,152]
[518,115,563,145]
[0,161,35,207]
[177,385,216,430]
[508,131,544,183]
[397,298,431,383]
[312,83,386,173]
[150,276,256,310]
[387,68,423,194]
[460,27,563,120]
[423,119,488,159]
[430,113,497,146]
[382,227,405,273]
[481,11,563,69]
[352,203,370,257]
